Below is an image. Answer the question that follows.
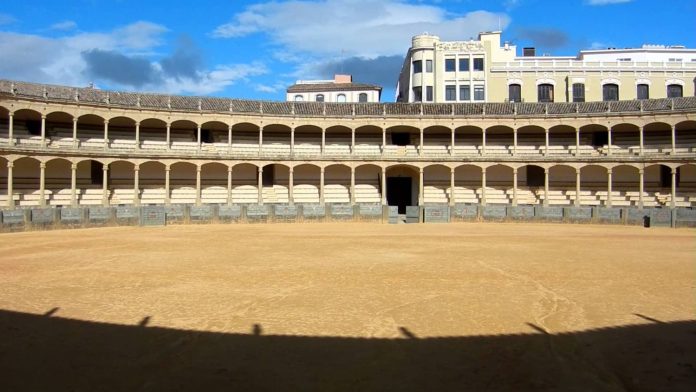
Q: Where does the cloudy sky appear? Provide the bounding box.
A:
[0,0,693,101]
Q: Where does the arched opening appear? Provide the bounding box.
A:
[169,162,197,204]
[139,118,168,150]
[108,160,136,205]
[508,83,522,102]
[230,163,259,204]
[336,94,346,103]
[547,125,575,156]
[201,162,229,204]
[454,126,483,156]
[547,165,575,205]
[0,156,9,205]
[325,126,352,156]
[139,161,166,205]
[423,164,451,204]
[45,158,72,206]
[483,165,513,204]
[537,83,554,103]
[423,126,451,156]
[358,93,368,103]
[485,126,513,156]
[643,122,672,154]
[108,116,137,149]
[602,83,619,101]
[677,164,696,207]
[579,124,609,155]
[453,165,482,204]
[231,122,261,155]
[611,123,641,156]
[354,125,382,156]
[324,164,350,204]
[579,165,608,206]
[385,164,419,213]
[45,112,74,148]
[315,94,324,102]
[75,159,106,206]
[644,164,690,207]
[667,84,683,98]
[293,164,320,204]
[76,114,106,148]
[517,125,545,156]
[516,164,543,205]
[12,109,42,146]
[262,124,291,157]
[354,164,381,204]
[294,125,321,157]
[675,121,696,154]
[12,157,41,206]
[386,126,419,156]
[610,165,640,207]
[262,164,289,204]
[170,120,198,152]
[0,105,9,142]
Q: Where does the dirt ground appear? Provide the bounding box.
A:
[0,222,694,391]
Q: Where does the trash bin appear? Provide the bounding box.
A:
[643,215,650,228]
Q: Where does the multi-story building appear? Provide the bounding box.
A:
[287,74,382,103]
[397,31,696,104]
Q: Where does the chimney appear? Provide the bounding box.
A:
[334,74,352,83]
[523,47,536,57]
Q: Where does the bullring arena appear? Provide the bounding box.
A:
[0,80,695,390]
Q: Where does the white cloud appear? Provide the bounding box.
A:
[0,13,15,25]
[585,0,632,5]
[50,20,78,31]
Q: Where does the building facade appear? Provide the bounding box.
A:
[397,32,696,104]
[287,75,382,103]
[0,79,695,219]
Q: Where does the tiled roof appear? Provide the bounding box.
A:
[287,82,382,93]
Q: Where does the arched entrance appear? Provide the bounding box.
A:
[385,165,419,213]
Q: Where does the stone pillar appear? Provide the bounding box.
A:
[102,165,109,206]
[165,167,171,205]
[450,128,455,156]
[320,167,325,205]
[227,124,233,153]
[39,162,46,207]
[512,168,518,207]
[381,167,387,205]
[103,120,109,150]
[418,168,424,206]
[70,163,77,207]
[258,126,263,156]
[350,128,355,155]
[639,126,644,156]
[166,123,171,151]
[481,128,486,155]
[607,127,612,156]
[226,167,233,205]
[350,167,355,205]
[72,118,78,148]
[606,168,613,208]
[40,115,46,148]
[671,167,677,209]
[544,128,549,157]
[419,128,424,156]
[6,162,14,209]
[195,166,202,206]
[513,128,518,156]
[133,165,140,206]
[575,168,581,207]
[197,125,202,151]
[8,112,14,146]
[290,127,295,156]
[481,168,487,206]
[381,128,386,154]
[544,168,549,207]
[574,127,580,156]
[288,167,294,205]
[135,121,140,150]
[257,166,263,205]
[671,124,676,155]
[449,167,455,206]
[638,168,644,210]
[321,128,326,155]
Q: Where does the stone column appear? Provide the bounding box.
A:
[102,164,109,206]
[639,126,644,156]
[544,168,550,207]
[638,168,644,210]
[606,168,613,208]
[166,123,171,151]
[197,125,202,152]
[165,167,171,205]
[350,167,355,205]
[512,168,518,207]
[103,120,109,150]
[227,124,233,153]
[290,127,295,156]
[481,129,486,155]
[607,127,612,156]
[544,128,549,157]
[513,128,518,156]
[450,128,455,156]
[135,121,140,150]
[257,166,263,205]
[258,126,263,156]
[72,118,78,148]
[381,128,386,154]
[381,167,387,205]
[39,162,46,207]
[419,128,424,156]
[6,162,14,209]
[288,167,294,205]
[575,168,581,207]
[449,167,455,206]
[351,128,355,155]
[418,168,424,206]
[70,163,77,207]
[40,115,46,148]
[133,165,140,206]
[226,166,233,205]
[8,112,14,146]
[320,167,325,205]
[195,166,202,206]
[575,127,580,156]
[671,124,676,155]
[481,167,487,206]
[670,167,677,209]
[321,128,326,155]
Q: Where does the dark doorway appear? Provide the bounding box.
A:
[201,129,214,143]
[391,132,411,146]
[660,166,679,188]
[262,165,275,187]
[387,177,412,214]
[526,166,544,187]
[90,161,104,186]
[592,131,608,147]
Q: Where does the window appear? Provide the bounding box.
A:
[508,84,521,102]
[445,58,456,72]
[445,85,456,101]
[603,84,619,101]
[426,86,433,102]
[413,87,422,102]
[667,84,683,98]
[459,58,469,72]
[294,95,304,102]
[337,94,347,103]
[413,60,423,74]
[538,84,554,103]
[474,86,485,101]
[426,60,433,73]
[459,85,470,101]
[473,58,484,71]
[315,94,324,102]
[572,83,585,103]
[358,93,368,103]
[637,84,649,100]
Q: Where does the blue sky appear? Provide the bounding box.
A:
[0,0,694,101]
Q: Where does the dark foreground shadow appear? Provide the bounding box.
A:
[0,309,694,391]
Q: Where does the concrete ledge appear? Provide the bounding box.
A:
[507,205,535,220]
[451,204,478,221]
[481,205,507,221]
[563,207,592,223]
[535,206,563,221]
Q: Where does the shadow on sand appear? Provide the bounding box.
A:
[0,309,694,391]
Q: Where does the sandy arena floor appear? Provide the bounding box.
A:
[0,222,694,391]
